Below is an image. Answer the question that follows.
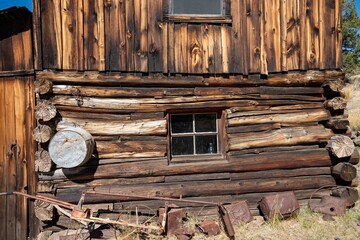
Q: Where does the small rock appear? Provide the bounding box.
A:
[353,137,360,146]
[197,220,221,236]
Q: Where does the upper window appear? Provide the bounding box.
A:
[170,0,224,16]
[169,112,225,162]
[165,0,231,23]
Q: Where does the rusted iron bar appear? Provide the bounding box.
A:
[12,192,76,209]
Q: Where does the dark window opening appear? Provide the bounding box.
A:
[170,113,219,157]
[170,0,224,16]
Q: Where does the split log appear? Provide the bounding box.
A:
[228,126,333,150]
[38,149,332,181]
[324,97,347,110]
[57,118,167,136]
[269,103,324,110]
[34,200,55,221]
[35,149,53,172]
[226,109,323,118]
[259,86,323,95]
[325,118,349,130]
[34,79,53,94]
[54,175,336,204]
[58,110,131,121]
[230,167,331,180]
[227,123,281,134]
[326,135,355,158]
[331,162,357,182]
[229,145,320,156]
[96,140,166,159]
[35,100,57,121]
[37,70,344,87]
[33,124,53,143]
[37,181,54,193]
[228,109,330,126]
[331,187,359,207]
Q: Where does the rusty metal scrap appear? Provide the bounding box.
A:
[259,191,300,220]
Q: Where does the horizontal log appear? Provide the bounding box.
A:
[37,70,344,87]
[52,176,165,189]
[52,85,260,97]
[34,79,52,94]
[269,103,324,110]
[58,110,131,121]
[35,149,53,172]
[230,167,331,180]
[228,126,333,150]
[35,100,57,121]
[165,173,230,183]
[259,86,323,95]
[226,109,323,119]
[322,79,345,93]
[227,123,281,134]
[33,124,53,143]
[228,145,320,156]
[228,109,330,126]
[54,175,336,203]
[57,118,167,136]
[38,149,332,181]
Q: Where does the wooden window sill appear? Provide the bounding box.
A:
[164,15,232,24]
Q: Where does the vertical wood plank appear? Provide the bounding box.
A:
[0,38,13,71]
[319,0,336,69]
[306,0,319,69]
[22,30,34,70]
[126,0,135,71]
[98,0,106,71]
[148,0,163,72]
[84,0,99,70]
[221,24,230,73]
[0,80,6,239]
[207,25,215,74]
[134,0,142,71]
[213,25,223,73]
[32,0,43,70]
[335,0,342,68]
[25,77,38,239]
[263,0,281,73]
[174,23,188,73]
[299,0,307,70]
[231,0,243,74]
[162,21,168,73]
[280,0,287,71]
[188,25,203,74]
[41,0,62,69]
[14,79,27,240]
[260,0,268,74]
[202,24,210,73]
[62,0,78,69]
[11,33,25,70]
[247,0,261,73]
[168,22,175,73]
[286,0,300,70]
[5,79,16,240]
[140,0,149,72]
[77,0,84,70]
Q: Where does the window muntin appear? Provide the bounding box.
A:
[170,0,224,16]
[170,113,219,157]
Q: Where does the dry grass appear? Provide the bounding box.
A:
[345,76,360,131]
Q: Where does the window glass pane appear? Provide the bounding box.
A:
[172,136,194,155]
[171,114,193,133]
[195,114,216,132]
[195,135,218,154]
[172,0,222,15]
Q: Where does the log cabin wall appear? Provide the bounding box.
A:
[31,0,359,232]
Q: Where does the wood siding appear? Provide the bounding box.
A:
[35,0,342,73]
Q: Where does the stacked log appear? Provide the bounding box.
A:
[33,70,357,226]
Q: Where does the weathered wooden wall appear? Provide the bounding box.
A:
[0,7,33,72]
[33,0,342,73]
